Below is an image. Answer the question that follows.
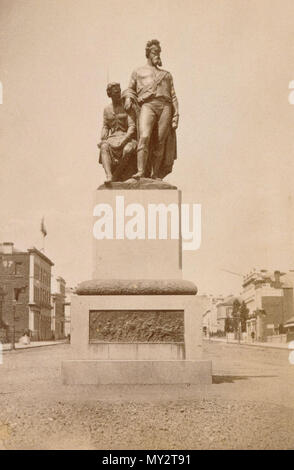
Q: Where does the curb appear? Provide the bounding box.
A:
[2,341,67,354]
[203,338,290,351]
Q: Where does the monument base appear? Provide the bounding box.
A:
[62,359,212,385]
[61,282,212,387]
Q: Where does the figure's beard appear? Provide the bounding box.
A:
[152,56,162,67]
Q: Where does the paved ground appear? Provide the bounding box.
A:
[0,341,293,450]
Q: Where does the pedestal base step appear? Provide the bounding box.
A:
[61,360,212,385]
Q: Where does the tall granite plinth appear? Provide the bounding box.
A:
[92,187,182,280]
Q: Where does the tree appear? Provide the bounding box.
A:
[231,299,241,332]
[225,317,232,333]
[239,301,249,332]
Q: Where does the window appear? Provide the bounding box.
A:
[34,287,39,303]
[15,262,22,275]
[35,264,40,280]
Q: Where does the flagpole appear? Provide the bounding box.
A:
[40,217,47,253]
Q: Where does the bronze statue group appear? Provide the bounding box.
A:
[98,39,179,185]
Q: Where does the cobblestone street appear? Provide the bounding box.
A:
[0,342,294,450]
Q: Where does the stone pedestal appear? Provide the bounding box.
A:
[92,188,182,280]
[62,185,212,386]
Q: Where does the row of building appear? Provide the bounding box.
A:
[2,240,293,345]
[203,269,294,342]
[0,242,71,343]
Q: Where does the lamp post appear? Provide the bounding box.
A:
[11,299,16,350]
[234,315,242,344]
[11,287,24,351]
[0,287,7,345]
[232,314,242,344]
[0,286,6,325]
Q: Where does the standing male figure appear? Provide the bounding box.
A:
[125,39,179,180]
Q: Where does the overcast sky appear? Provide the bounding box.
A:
[1,0,294,296]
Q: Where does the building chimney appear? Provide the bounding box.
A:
[274,270,280,285]
[2,242,14,255]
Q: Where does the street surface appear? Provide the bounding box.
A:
[0,341,293,449]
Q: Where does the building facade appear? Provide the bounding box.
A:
[242,269,294,341]
[0,242,54,341]
[51,277,66,340]
[64,286,73,337]
[216,295,241,332]
[203,296,224,335]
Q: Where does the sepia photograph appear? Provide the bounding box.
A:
[0,0,294,454]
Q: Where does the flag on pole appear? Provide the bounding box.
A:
[41,217,47,237]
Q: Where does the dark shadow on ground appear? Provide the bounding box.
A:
[212,375,277,384]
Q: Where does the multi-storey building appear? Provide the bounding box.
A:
[51,276,66,339]
[203,295,224,335]
[242,269,294,341]
[0,242,54,341]
[216,295,241,332]
[64,286,73,337]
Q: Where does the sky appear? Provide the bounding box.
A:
[1,0,294,296]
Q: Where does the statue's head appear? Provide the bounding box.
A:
[106,82,121,100]
[145,39,162,66]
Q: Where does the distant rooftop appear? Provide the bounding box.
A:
[0,242,24,255]
[216,295,242,307]
[0,242,54,266]
[242,269,293,289]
